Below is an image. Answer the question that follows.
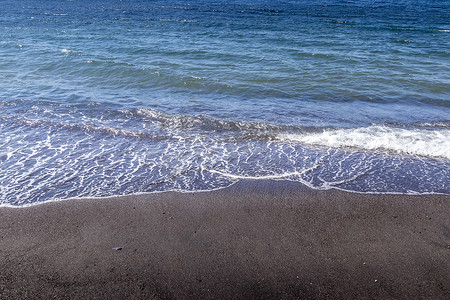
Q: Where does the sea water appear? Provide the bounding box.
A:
[1,0,449,205]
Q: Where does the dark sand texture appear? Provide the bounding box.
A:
[1,180,449,299]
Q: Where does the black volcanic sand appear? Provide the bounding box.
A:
[0,180,449,299]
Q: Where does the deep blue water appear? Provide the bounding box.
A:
[1,0,449,205]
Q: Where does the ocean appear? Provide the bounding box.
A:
[1,0,449,206]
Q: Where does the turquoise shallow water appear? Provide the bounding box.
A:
[1,0,449,205]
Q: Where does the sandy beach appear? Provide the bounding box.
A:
[1,180,449,299]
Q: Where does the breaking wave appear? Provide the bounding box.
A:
[279,125,450,160]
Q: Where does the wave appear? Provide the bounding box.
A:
[279,125,450,160]
[2,104,448,160]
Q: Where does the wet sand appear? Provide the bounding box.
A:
[1,180,449,299]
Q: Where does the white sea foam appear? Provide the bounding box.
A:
[279,125,450,160]
[61,48,78,54]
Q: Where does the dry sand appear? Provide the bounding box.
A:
[1,180,449,299]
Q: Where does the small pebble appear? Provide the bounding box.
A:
[113,247,123,251]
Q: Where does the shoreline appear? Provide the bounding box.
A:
[3,178,450,209]
[1,180,449,299]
